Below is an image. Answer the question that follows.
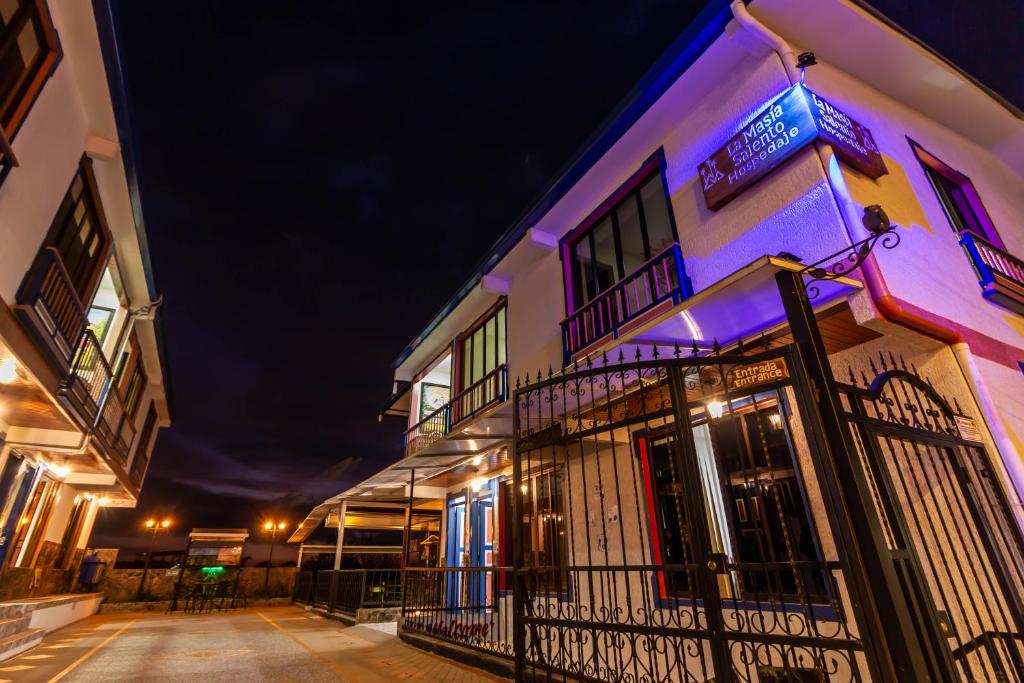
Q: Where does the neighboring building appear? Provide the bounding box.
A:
[0,0,170,600]
[294,0,1024,680]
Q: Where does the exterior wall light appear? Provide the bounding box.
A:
[706,401,725,419]
[97,497,109,507]
[470,477,487,493]
[52,465,71,479]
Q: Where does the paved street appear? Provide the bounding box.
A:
[0,606,503,682]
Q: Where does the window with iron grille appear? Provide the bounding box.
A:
[0,0,59,173]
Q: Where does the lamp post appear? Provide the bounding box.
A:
[137,517,171,600]
[262,520,287,589]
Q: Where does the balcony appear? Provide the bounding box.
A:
[959,231,1024,316]
[15,247,89,372]
[405,364,508,457]
[561,242,688,366]
[16,248,136,467]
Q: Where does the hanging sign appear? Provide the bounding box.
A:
[699,84,886,211]
[728,357,790,391]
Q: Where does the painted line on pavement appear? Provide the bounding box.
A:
[256,611,352,682]
[47,618,137,683]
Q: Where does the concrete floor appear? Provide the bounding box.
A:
[0,606,505,682]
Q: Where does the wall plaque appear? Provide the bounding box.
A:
[699,85,887,211]
[728,357,790,391]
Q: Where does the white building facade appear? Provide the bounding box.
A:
[0,0,170,599]
[295,1,1024,680]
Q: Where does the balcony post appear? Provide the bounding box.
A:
[333,500,347,571]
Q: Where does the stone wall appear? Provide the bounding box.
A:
[100,567,297,604]
[0,541,83,601]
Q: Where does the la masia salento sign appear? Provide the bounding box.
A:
[699,84,887,211]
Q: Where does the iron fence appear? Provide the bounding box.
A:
[402,566,514,659]
[294,569,402,614]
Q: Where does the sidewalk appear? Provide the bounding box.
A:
[0,605,507,682]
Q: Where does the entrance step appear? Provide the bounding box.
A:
[0,614,32,639]
[0,603,27,620]
[0,627,45,662]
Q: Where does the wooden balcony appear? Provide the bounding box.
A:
[561,242,688,366]
[14,247,89,373]
[404,364,508,457]
[959,231,1024,316]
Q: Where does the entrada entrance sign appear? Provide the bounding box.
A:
[699,84,887,210]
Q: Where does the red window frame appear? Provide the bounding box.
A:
[911,140,1003,249]
[558,150,676,316]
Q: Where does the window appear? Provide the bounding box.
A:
[454,301,507,421]
[502,469,569,594]
[117,329,147,417]
[56,495,89,569]
[131,403,159,479]
[563,163,676,312]
[43,159,112,301]
[638,397,826,602]
[912,141,1002,248]
[458,302,506,391]
[0,0,59,170]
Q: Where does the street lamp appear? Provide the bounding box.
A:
[261,520,288,589]
[137,517,172,600]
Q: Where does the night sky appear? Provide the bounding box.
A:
[91,1,1022,561]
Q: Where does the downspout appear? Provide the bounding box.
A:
[729,1,1024,508]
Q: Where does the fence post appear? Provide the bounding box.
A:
[775,268,958,681]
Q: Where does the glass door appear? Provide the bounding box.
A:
[469,483,495,607]
[0,453,38,567]
[445,495,466,606]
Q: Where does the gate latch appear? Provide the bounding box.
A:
[706,553,729,574]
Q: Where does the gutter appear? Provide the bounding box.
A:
[731,1,1024,507]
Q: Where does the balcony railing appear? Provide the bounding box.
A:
[64,330,135,464]
[959,231,1024,315]
[16,247,89,371]
[404,364,507,457]
[294,569,402,614]
[561,242,687,366]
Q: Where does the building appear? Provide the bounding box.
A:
[0,0,170,601]
[293,0,1024,680]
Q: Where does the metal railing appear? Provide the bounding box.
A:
[16,247,89,370]
[293,570,402,614]
[561,242,687,365]
[960,231,1024,301]
[64,330,134,464]
[402,566,513,659]
[404,364,507,457]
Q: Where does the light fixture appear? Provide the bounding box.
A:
[277,521,287,530]
[145,519,156,528]
[264,521,274,530]
[97,497,109,507]
[768,413,783,430]
[0,356,18,384]
[471,455,483,466]
[520,483,529,495]
[706,400,725,419]
[161,519,171,528]
[470,477,487,493]
[52,465,71,479]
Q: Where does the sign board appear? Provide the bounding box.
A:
[699,84,886,210]
[728,357,790,391]
[955,415,983,443]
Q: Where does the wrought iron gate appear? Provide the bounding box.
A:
[839,357,1024,682]
[512,346,873,682]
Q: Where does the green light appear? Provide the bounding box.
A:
[200,566,225,575]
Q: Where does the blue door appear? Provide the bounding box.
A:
[445,496,466,606]
[469,485,495,607]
